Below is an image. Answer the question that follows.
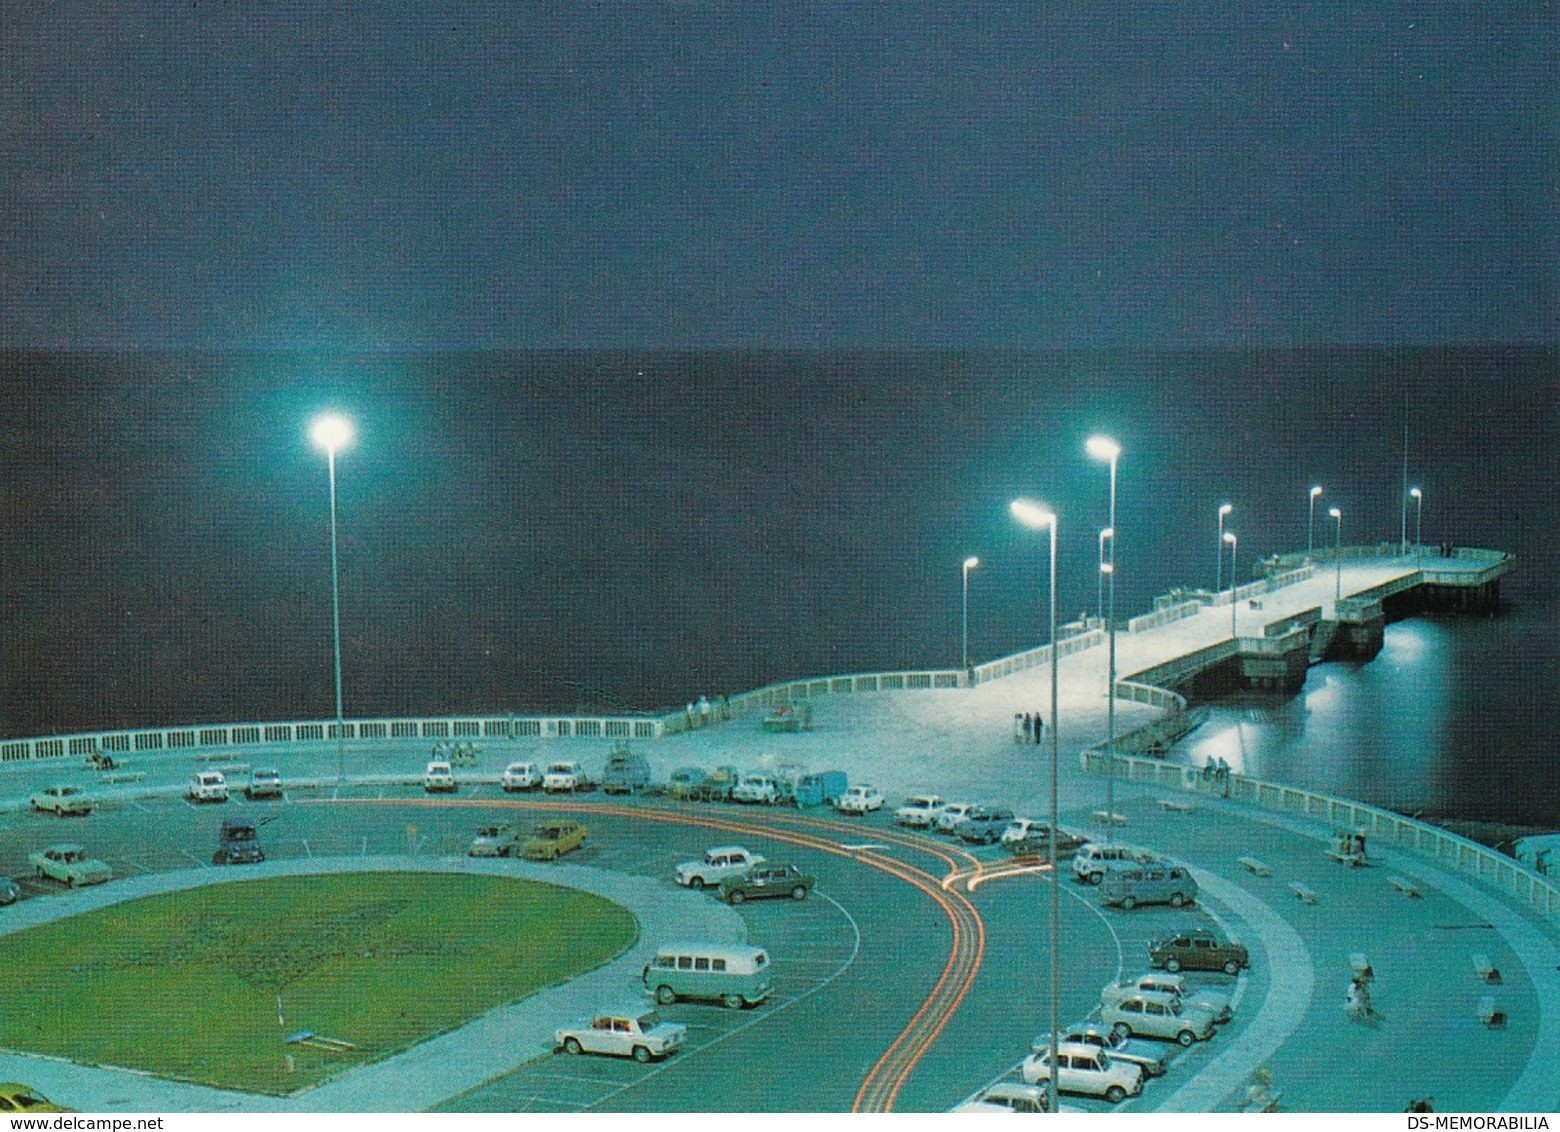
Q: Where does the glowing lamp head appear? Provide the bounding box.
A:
[1085,435,1121,463]
[1224,531,1237,545]
[1329,507,1341,520]
[1218,503,1233,517]
[1310,485,1323,498]
[1410,487,1422,500]
[963,556,980,570]
[310,413,354,454]
[1099,562,1114,575]
[1010,498,1056,531]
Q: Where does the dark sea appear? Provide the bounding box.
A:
[1,347,1555,824]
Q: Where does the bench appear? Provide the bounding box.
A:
[1349,953,1373,979]
[1472,953,1502,984]
[1477,995,1504,1026]
[1388,874,1422,898]
[1238,856,1273,877]
[1289,881,1317,904]
[1326,847,1367,867]
[102,771,146,785]
[1158,798,1195,814]
[1091,810,1130,826]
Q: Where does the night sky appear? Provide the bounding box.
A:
[4,3,1555,350]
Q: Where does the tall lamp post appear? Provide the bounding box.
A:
[1308,486,1323,562]
[1215,503,1232,591]
[961,556,980,674]
[1410,488,1423,566]
[1224,531,1238,637]
[1329,506,1343,607]
[1010,497,1060,1116]
[1097,528,1113,625]
[310,413,354,783]
[1086,435,1120,840]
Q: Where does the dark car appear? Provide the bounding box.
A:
[217,818,264,864]
[956,806,1016,845]
[1148,928,1249,975]
[0,876,20,905]
[719,862,816,904]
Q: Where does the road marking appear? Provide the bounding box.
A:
[179,850,210,869]
[301,838,312,858]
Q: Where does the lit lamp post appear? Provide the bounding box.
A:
[310,412,354,783]
[1329,506,1343,607]
[962,556,980,674]
[1010,497,1061,1116]
[1097,528,1114,626]
[1410,488,1423,566]
[1215,503,1232,591]
[1224,531,1238,637]
[1308,485,1323,562]
[1086,435,1120,840]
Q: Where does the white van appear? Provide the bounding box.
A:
[187,771,229,803]
[642,942,772,1008]
[1072,842,1162,885]
[1098,863,1198,910]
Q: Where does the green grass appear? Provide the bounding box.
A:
[0,873,638,1094]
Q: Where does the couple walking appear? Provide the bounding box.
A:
[1012,711,1045,744]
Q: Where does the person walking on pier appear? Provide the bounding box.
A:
[1032,712,1044,744]
[1014,713,1026,743]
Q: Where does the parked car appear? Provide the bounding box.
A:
[245,767,284,800]
[893,794,946,827]
[1072,841,1162,884]
[731,773,780,805]
[423,761,456,793]
[0,1083,67,1113]
[666,766,707,801]
[950,1082,1057,1114]
[522,820,589,860]
[719,862,815,904]
[956,806,1016,844]
[542,761,589,793]
[555,1007,686,1062]
[836,785,885,814]
[187,771,230,803]
[217,818,264,864]
[674,845,765,889]
[1100,989,1216,1046]
[1103,972,1232,1023]
[1003,818,1087,856]
[642,942,772,1007]
[28,843,111,887]
[1021,1041,1144,1104]
[1098,863,1198,910]
[500,761,542,791]
[1148,928,1250,975]
[1050,1024,1168,1077]
[933,802,976,833]
[600,747,651,795]
[29,785,94,816]
[0,876,20,905]
[469,823,524,857]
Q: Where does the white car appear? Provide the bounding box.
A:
[187,771,230,803]
[543,761,588,793]
[1102,972,1232,1023]
[934,801,975,832]
[500,761,541,791]
[1101,989,1217,1046]
[836,785,884,814]
[28,843,112,887]
[1021,1040,1144,1104]
[893,794,945,827]
[30,784,95,816]
[950,1082,1063,1114]
[423,761,456,793]
[1050,1024,1168,1077]
[674,845,765,889]
[245,767,284,799]
[731,774,779,804]
[555,1007,687,1063]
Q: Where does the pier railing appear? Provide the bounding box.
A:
[1079,749,1560,925]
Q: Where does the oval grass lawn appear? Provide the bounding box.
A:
[0,872,638,1094]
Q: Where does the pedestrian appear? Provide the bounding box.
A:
[1033,712,1044,744]
[1013,713,1025,744]
[1021,713,1032,743]
[698,694,711,727]
[1239,1068,1277,1112]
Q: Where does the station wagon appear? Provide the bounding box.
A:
[719,862,815,904]
[1148,928,1250,975]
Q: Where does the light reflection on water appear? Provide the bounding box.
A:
[1171,612,1558,827]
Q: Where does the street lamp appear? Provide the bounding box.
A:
[1097,528,1114,625]
[1224,531,1238,637]
[1308,486,1323,562]
[1410,488,1423,566]
[310,412,354,783]
[1329,506,1343,606]
[1216,503,1233,591]
[1010,497,1061,1116]
[1086,435,1120,841]
[961,556,980,674]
